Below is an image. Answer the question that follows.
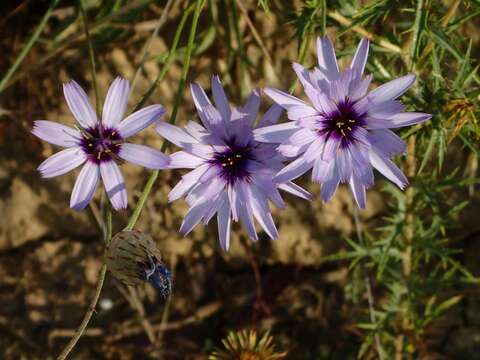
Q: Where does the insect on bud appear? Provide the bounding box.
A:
[105,229,172,298]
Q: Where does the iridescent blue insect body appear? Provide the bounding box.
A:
[139,255,173,298]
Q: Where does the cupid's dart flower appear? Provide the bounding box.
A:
[32,77,169,210]
[255,37,431,208]
[209,330,287,360]
[156,75,311,250]
[105,229,172,297]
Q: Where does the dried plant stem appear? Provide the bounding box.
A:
[127,0,205,231]
[0,0,61,93]
[56,264,107,360]
[403,136,417,277]
[353,209,385,360]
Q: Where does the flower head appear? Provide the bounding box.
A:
[209,330,287,360]
[256,37,431,208]
[106,229,172,297]
[156,75,311,250]
[32,77,169,210]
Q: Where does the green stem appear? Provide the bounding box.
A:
[0,0,61,93]
[56,265,107,360]
[126,0,205,231]
[79,0,101,116]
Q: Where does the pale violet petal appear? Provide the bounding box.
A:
[117,104,164,138]
[274,156,313,183]
[102,77,130,128]
[38,147,86,178]
[316,37,340,81]
[70,162,100,210]
[32,121,81,147]
[211,75,231,121]
[217,195,232,251]
[156,122,197,149]
[168,151,204,169]
[253,122,299,143]
[118,143,169,169]
[63,80,97,128]
[100,161,127,210]
[350,39,370,75]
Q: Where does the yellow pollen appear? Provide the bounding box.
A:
[349,119,355,123]
[347,126,352,131]
[236,154,242,158]
[341,129,346,137]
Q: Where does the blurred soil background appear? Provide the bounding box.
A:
[0,0,479,359]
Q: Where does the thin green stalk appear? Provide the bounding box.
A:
[79,0,101,115]
[126,0,205,231]
[56,264,107,360]
[0,0,61,93]
[321,0,327,36]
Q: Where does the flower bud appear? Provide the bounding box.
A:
[105,229,172,297]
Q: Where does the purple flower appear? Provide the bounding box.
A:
[156,76,311,250]
[255,37,431,208]
[32,77,169,210]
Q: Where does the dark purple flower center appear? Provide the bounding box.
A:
[80,125,123,163]
[210,146,253,185]
[322,99,365,144]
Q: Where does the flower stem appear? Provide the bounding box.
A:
[126,0,205,231]
[56,264,107,360]
[0,0,61,93]
[353,209,385,360]
[79,0,101,116]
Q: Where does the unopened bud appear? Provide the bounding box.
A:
[105,229,172,297]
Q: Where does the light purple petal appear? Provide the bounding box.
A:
[349,74,372,101]
[102,77,130,128]
[321,135,340,161]
[202,104,229,140]
[367,100,405,118]
[118,143,169,169]
[253,122,299,143]
[349,175,366,209]
[292,62,315,90]
[274,156,313,183]
[247,185,278,239]
[387,112,431,128]
[336,149,352,182]
[350,39,369,75]
[168,164,210,202]
[38,147,86,178]
[303,138,325,162]
[287,105,318,121]
[367,74,416,105]
[169,151,204,169]
[63,81,97,128]
[234,89,260,126]
[312,157,335,183]
[118,104,165,138]
[100,161,127,210]
[156,122,197,148]
[277,128,316,157]
[368,129,406,156]
[211,75,231,121]
[264,88,309,110]
[251,173,285,209]
[320,164,340,202]
[258,104,284,128]
[369,148,408,189]
[217,195,232,251]
[278,182,312,201]
[179,200,211,235]
[32,120,81,147]
[316,37,340,81]
[70,162,100,210]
